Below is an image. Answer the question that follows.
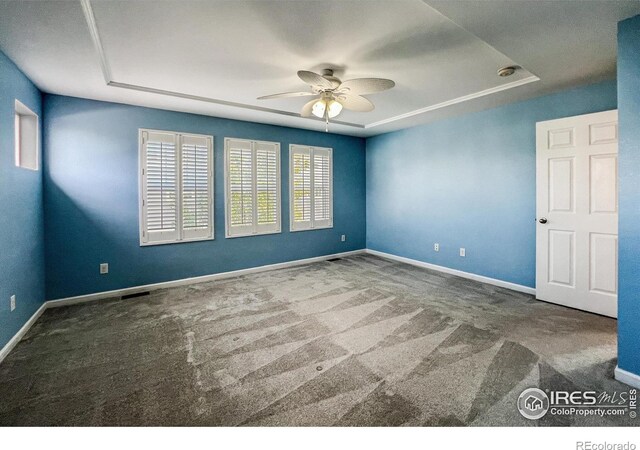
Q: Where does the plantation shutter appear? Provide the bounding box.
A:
[141,130,180,243]
[181,134,213,240]
[255,141,281,234]
[290,145,333,231]
[140,130,214,245]
[290,145,312,231]
[312,147,332,228]
[225,138,281,237]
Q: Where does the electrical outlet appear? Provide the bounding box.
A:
[10,295,16,312]
[341,235,346,242]
[434,243,439,252]
[460,248,466,257]
[100,263,109,275]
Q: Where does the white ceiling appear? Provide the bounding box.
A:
[0,0,638,137]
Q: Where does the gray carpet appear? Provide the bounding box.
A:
[0,254,631,426]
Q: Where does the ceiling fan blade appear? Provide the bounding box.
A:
[297,70,333,90]
[257,91,316,100]
[301,98,318,117]
[336,94,374,112]
[336,78,395,95]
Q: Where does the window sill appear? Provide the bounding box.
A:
[289,224,334,233]
[225,229,282,239]
[139,236,215,247]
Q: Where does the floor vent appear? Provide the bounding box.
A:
[327,258,342,262]
[122,291,150,300]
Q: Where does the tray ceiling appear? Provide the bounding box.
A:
[0,0,638,137]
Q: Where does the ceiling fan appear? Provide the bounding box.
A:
[257,69,395,131]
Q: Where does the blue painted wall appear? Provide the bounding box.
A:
[0,51,44,349]
[43,95,366,300]
[617,15,640,377]
[366,80,617,288]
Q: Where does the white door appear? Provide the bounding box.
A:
[536,110,618,318]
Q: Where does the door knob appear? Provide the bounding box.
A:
[538,218,548,224]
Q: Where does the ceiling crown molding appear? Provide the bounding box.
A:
[365,75,539,128]
[80,0,111,84]
[80,0,539,131]
[79,0,363,129]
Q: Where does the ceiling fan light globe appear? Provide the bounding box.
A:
[312,99,327,118]
[327,99,343,118]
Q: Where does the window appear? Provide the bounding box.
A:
[224,138,281,238]
[290,144,333,231]
[139,129,213,246]
[14,100,39,171]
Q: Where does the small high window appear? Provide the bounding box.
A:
[14,100,39,171]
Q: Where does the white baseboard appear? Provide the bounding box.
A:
[46,249,366,308]
[0,303,47,364]
[615,366,640,389]
[0,247,536,364]
[365,249,536,295]
[0,249,366,363]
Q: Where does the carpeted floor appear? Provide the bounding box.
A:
[0,254,632,426]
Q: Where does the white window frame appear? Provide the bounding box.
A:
[289,144,333,232]
[224,137,281,238]
[139,129,214,246]
[14,99,39,171]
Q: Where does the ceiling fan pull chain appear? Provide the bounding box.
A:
[325,109,329,132]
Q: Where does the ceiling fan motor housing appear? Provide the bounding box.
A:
[322,69,342,89]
